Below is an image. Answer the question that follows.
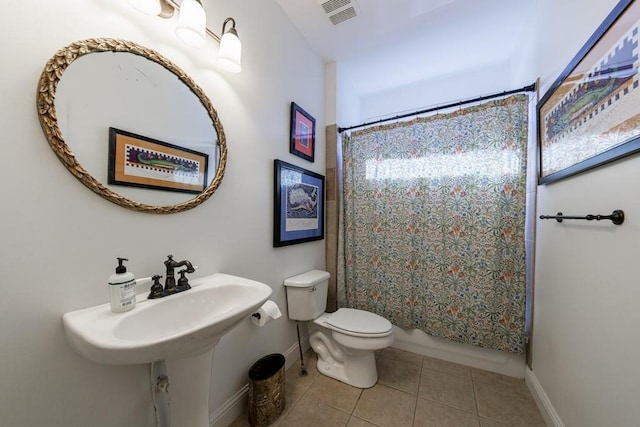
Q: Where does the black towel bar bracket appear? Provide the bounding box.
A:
[539,209,624,225]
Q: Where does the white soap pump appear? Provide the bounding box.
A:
[108,257,136,313]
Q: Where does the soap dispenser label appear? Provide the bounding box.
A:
[121,281,136,306]
[109,279,136,312]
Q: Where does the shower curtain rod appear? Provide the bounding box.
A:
[338,82,537,133]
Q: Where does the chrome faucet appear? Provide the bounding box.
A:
[163,254,196,295]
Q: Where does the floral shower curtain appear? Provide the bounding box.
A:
[339,94,529,354]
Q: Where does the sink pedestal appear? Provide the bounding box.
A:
[165,347,217,427]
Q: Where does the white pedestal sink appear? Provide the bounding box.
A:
[62,273,272,426]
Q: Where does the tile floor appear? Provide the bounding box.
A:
[231,348,546,427]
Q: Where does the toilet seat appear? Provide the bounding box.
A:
[322,308,393,338]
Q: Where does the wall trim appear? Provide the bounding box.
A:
[209,341,306,427]
[209,383,248,427]
[525,367,564,427]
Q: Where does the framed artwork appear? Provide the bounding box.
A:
[538,0,640,184]
[290,102,316,162]
[108,127,208,194]
[273,159,324,247]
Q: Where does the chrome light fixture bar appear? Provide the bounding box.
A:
[127,0,242,73]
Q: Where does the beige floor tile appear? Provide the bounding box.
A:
[414,398,480,427]
[285,353,319,395]
[277,383,306,421]
[422,356,472,378]
[274,396,350,427]
[471,368,524,387]
[376,357,421,395]
[474,381,546,426]
[305,374,363,413]
[352,384,416,427]
[479,417,511,427]
[347,416,379,427]
[268,351,320,425]
[380,347,424,366]
[419,368,476,414]
[284,382,304,407]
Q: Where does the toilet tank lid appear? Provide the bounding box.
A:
[284,270,330,287]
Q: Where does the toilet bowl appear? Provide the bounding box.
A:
[310,309,394,388]
[284,270,394,388]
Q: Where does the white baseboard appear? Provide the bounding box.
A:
[525,367,564,427]
[209,384,249,427]
[209,341,305,427]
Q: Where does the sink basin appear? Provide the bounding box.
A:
[62,273,272,365]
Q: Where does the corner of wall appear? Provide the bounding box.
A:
[525,367,565,427]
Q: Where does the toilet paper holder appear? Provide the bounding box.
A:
[251,300,282,326]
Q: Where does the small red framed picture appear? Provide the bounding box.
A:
[290,102,316,162]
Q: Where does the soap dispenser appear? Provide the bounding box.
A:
[108,257,136,313]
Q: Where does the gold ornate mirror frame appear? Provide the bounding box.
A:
[36,38,227,214]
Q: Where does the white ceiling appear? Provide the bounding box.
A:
[274,0,533,97]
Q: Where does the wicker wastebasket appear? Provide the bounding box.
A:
[248,353,286,427]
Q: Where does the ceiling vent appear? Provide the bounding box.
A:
[317,0,360,25]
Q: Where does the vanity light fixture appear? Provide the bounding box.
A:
[217,18,242,73]
[128,0,163,15]
[126,0,243,73]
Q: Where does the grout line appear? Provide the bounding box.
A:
[351,387,364,416]
[471,375,481,424]
[410,353,425,425]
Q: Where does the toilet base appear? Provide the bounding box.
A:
[310,327,391,388]
[315,351,378,388]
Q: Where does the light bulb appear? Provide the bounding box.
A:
[175,0,207,47]
[217,24,242,73]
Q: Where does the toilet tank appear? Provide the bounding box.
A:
[283,270,330,321]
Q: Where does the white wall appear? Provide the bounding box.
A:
[325,61,361,128]
[360,60,514,122]
[516,0,640,425]
[0,1,325,426]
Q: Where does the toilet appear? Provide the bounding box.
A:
[284,270,394,388]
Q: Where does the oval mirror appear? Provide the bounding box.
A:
[37,38,227,213]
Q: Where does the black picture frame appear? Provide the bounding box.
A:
[273,159,324,247]
[289,102,316,162]
[537,0,640,184]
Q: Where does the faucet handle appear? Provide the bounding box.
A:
[148,275,164,299]
[176,269,191,291]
